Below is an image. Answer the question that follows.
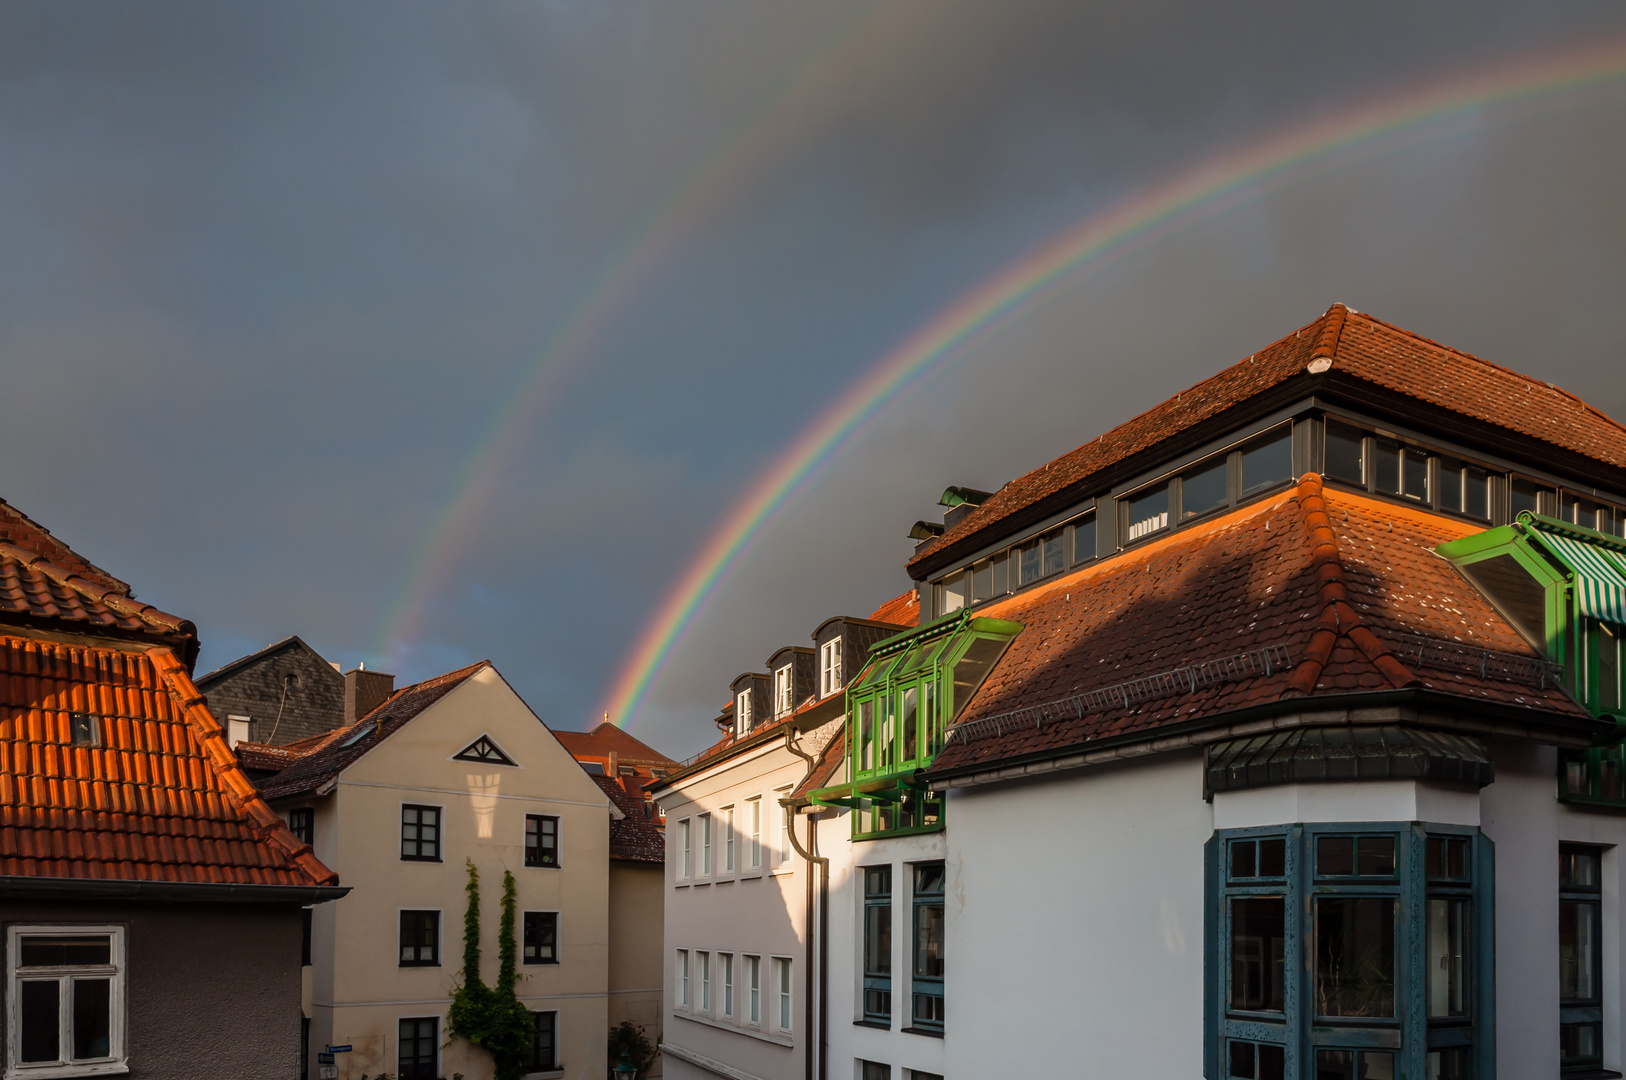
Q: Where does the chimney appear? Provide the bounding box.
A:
[344,668,395,724]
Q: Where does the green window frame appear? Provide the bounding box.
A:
[1205,823,1494,1080]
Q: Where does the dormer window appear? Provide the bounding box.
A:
[735,690,752,737]
[1125,483,1170,542]
[774,666,794,716]
[820,638,843,697]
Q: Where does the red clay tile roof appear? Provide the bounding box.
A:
[0,520,195,652]
[556,723,676,768]
[255,661,490,801]
[929,476,1598,776]
[868,589,920,627]
[0,635,337,887]
[911,304,1626,574]
[592,774,665,863]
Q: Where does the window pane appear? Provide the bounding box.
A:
[1258,838,1285,878]
[1560,848,1601,889]
[1357,836,1395,876]
[1316,1050,1393,1080]
[1373,439,1401,495]
[1464,467,1489,520]
[1559,899,1600,1002]
[1426,899,1470,1018]
[939,571,966,614]
[1317,836,1354,876]
[20,980,60,1063]
[914,900,944,978]
[1511,477,1545,517]
[1562,1021,1602,1067]
[19,937,111,967]
[900,685,918,763]
[1019,541,1041,585]
[1229,897,1285,1012]
[1184,457,1229,519]
[1315,897,1396,1017]
[530,1012,556,1071]
[1402,447,1429,502]
[1127,484,1170,541]
[1072,516,1096,564]
[1325,421,1364,485]
[1041,530,1065,577]
[1231,840,1256,880]
[71,978,111,1060]
[971,559,993,603]
[1427,1048,1472,1080]
[1242,430,1294,495]
[1438,457,1464,513]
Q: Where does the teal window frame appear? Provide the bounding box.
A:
[909,861,945,1034]
[1559,844,1606,1074]
[1204,822,1494,1080]
[863,866,892,1024]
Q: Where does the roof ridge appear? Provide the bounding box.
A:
[146,645,338,886]
[0,540,193,637]
[1283,474,1421,697]
[1309,301,1348,372]
[0,498,132,594]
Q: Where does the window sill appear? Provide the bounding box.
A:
[1561,1070,1623,1080]
[675,1010,793,1046]
[5,1064,129,1080]
[522,1070,565,1080]
[901,1026,943,1039]
[853,1019,891,1031]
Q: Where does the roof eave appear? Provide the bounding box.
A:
[0,876,351,904]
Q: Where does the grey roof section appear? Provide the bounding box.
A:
[1204,724,1494,797]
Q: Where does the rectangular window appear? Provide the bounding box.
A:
[1324,419,1365,486]
[1072,513,1096,565]
[8,927,124,1070]
[529,1011,557,1072]
[861,1063,891,1080]
[525,814,560,868]
[288,807,314,845]
[68,712,100,748]
[1512,476,1553,518]
[1240,428,1294,496]
[777,789,793,866]
[1041,529,1065,577]
[937,570,966,615]
[678,818,692,880]
[1229,897,1285,1012]
[398,910,439,967]
[721,953,735,1018]
[398,1017,437,1079]
[723,805,736,873]
[911,862,945,1031]
[1560,844,1604,1072]
[820,638,843,697]
[775,665,793,715]
[1314,897,1396,1017]
[1182,455,1230,520]
[1373,438,1429,502]
[400,805,441,861]
[775,957,792,1032]
[699,951,712,1013]
[735,689,752,736]
[970,558,993,603]
[522,911,558,965]
[302,907,313,966]
[700,813,713,876]
[747,954,761,1024]
[747,799,762,870]
[678,949,690,1008]
[1126,483,1170,542]
[1438,457,1491,520]
[864,866,893,1022]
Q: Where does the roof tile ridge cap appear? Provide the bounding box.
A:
[1307,303,1349,372]
[1284,480,1420,694]
[145,645,340,887]
[0,542,191,634]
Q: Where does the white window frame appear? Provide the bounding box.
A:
[721,952,735,1019]
[735,690,752,736]
[700,813,713,878]
[699,951,711,1013]
[722,805,735,875]
[820,638,842,697]
[677,949,690,1009]
[747,798,762,871]
[773,955,793,1033]
[6,924,127,1080]
[677,818,692,883]
[773,788,793,870]
[774,665,793,716]
[746,954,761,1026]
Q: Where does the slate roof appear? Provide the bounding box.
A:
[556,723,676,768]
[0,634,337,887]
[255,661,489,800]
[929,475,1602,777]
[592,774,665,863]
[0,500,196,662]
[910,303,1626,575]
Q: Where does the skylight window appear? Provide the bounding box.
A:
[339,722,377,749]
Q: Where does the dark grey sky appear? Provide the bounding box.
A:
[4,2,1626,758]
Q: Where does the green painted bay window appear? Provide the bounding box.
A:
[1205,823,1493,1080]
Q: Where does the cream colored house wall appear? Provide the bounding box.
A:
[609,860,666,1073]
[287,666,613,1080]
[658,724,835,1080]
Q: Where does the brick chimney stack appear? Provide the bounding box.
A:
[344,668,395,724]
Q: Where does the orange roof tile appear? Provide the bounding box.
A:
[911,304,1626,575]
[555,723,676,767]
[929,476,1601,775]
[0,634,337,888]
[868,589,920,627]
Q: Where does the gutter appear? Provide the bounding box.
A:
[929,687,1610,792]
[781,732,829,1080]
[0,877,350,904]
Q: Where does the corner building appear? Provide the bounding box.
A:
[667,304,1626,1080]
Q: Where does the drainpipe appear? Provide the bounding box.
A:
[783,732,829,1080]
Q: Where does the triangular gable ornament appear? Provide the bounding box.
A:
[454,734,517,766]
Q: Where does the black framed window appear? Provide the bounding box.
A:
[400,805,441,861]
[1560,844,1605,1073]
[526,814,560,868]
[863,866,892,1023]
[288,807,314,845]
[398,910,439,967]
[910,861,945,1032]
[1207,823,1493,1079]
[301,908,312,966]
[860,1063,890,1080]
[300,1016,310,1080]
[523,911,558,965]
[397,1017,437,1078]
[529,1011,557,1071]
[1324,417,1501,523]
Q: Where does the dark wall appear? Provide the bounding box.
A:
[0,899,304,1079]
[199,639,344,746]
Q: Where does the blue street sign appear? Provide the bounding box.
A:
[317,1053,334,1065]
[327,1045,353,1053]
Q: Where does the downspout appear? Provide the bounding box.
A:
[783,732,829,1080]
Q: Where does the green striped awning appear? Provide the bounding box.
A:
[1533,530,1626,624]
